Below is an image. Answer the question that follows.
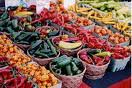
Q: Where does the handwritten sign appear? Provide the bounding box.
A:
[36,0,51,14]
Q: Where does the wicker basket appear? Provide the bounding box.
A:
[77,48,110,80]
[93,32,109,40]
[27,50,60,66]
[109,56,130,72]
[49,62,86,88]
[52,36,82,56]
[82,23,95,30]
[36,26,58,39]
[15,43,30,51]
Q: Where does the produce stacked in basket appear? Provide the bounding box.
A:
[36,26,60,39]
[78,48,111,79]
[0,44,31,66]
[19,62,59,88]
[108,33,129,46]
[0,34,12,44]
[52,35,82,56]
[50,55,86,88]
[0,11,22,34]
[109,45,131,72]
[11,31,40,46]
[0,64,35,88]
[92,25,112,38]
[28,38,60,65]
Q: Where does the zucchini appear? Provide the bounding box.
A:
[31,40,42,49]
[34,51,49,58]
[58,58,71,68]
[46,38,57,55]
[65,64,72,76]
[71,62,79,73]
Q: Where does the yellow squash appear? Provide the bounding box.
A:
[59,41,82,49]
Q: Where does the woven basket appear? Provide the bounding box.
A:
[52,36,82,56]
[15,43,30,51]
[77,48,110,80]
[36,26,58,39]
[82,23,95,30]
[109,56,130,72]
[93,32,109,40]
[27,50,60,66]
[49,62,86,88]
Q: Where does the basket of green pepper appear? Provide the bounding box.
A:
[78,48,111,80]
[11,31,40,51]
[27,38,60,66]
[49,55,86,88]
[0,12,22,34]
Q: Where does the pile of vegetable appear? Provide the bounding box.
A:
[110,46,130,59]
[11,31,40,45]
[0,44,31,66]
[0,12,22,34]
[108,33,129,45]
[0,34,12,44]
[0,64,34,88]
[28,39,58,58]
[19,62,58,88]
[53,35,82,50]
[78,0,131,21]
[79,49,111,66]
[36,26,60,39]
[92,26,112,37]
[51,55,84,76]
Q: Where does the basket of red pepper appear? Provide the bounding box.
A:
[52,35,82,56]
[36,26,60,39]
[49,55,86,88]
[109,46,131,72]
[0,65,35,88]
[78,48,111,80]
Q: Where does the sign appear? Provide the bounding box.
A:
[36,0,51,14]
[5,0,36,8]
[64,0,75,9]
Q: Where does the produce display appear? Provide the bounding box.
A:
[78,49,111,66]
[108,33,129,45]
[36,26,60,39]
[92,26,112,37]
[0,65,34,88]
[110,45,130,59]
[113,22,131,32]
[28,39,58,58]
[53,35,82,50]
[19,62,58,88]
[51,55,84,76]
[0,0,131,88]
[78,0,131,21]
[0,12,22,34]
[0,34,12,44]
[11,31,40,45]
[0,44,31,66]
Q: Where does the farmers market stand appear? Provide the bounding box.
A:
[0,0,131,88]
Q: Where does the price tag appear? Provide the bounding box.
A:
[5,0,19,9]
[5,0,36,9]
[64,0,75,9]
[36,0,51,14]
